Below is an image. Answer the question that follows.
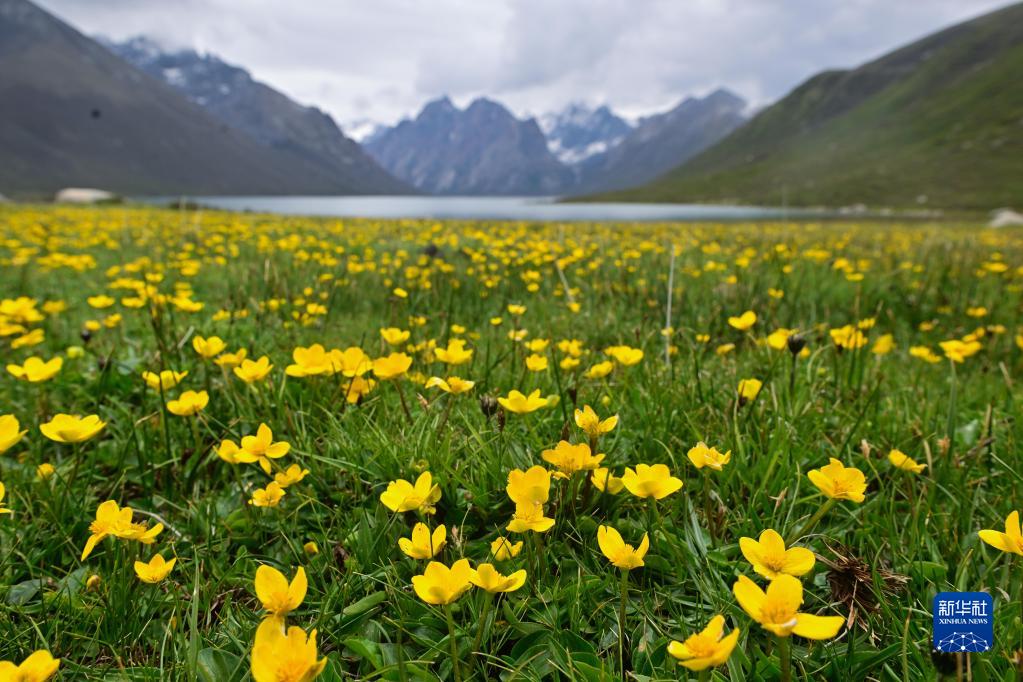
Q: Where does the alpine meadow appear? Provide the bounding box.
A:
[0,205,1022,680]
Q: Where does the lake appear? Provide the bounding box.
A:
[144,195,814,222]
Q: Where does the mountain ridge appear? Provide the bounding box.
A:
[0,0,406,197]
[587,2,1023,209]
[103,36,410,195]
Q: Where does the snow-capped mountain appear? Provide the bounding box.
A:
[538,103,633,165]
[103,36,409,194]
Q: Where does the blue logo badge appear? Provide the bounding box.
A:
[933,592,993,653]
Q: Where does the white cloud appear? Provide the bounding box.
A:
[35,0,1011,130]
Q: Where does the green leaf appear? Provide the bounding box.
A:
[196,648,245,682]
[7,578,44,605]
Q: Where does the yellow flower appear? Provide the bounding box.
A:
[285,344,338,377]
[604,345,644,366]
[470,563,527,593]
[250,619,326,682]
[739,529,816,579]
[81,500,163,560]
[399,522,447,559]
[255,565,307,618]
[887,449,925,474]
[380,327,410,345]
[807,458,867,502]
[142,369,188,391]
[560,356,580,371]
[11,328,44,349]
[871,334,895,355]
[737,378,762,403]
[715,343,735,356]
[573,405,618,437]
[192,335,226,359]
[497,388,549,414]
[541,441,604,478]
[87,294,115,309]
[6,356,62,382]
[506,465,551,505]
[766,328,795,351]
[590,467,625,494]
[0,482,10,515]
[506,502,556,533]
[830,325,868,350]
[250,481,286,507]
[490,536,524,560]
[167,390,209,416]
[733,574,844,639]
[234,356,274,383]
[434,339,473,365]
[597,524,649,570]
[332,346,372,377]
[727,310,757,331]
[36,463,55,479]
[525,353,548,371]
[372,352,412,380]
[909,345,942,364]
[134,554,177,583]
[342,376,376,403]
[0,415,27,454]
[40,414,106,443]
[0,650,61,681]
[583,361,614,379]
[274,464,310,488]
[303,542,319,556]
[939,338,982,363]
[507,304,526,315]
[412,558,476,604]
[215,348,248,368]
[380,472,441,514]
[686,442,732,471]
[227,424,291,474]
[425,376,475,394]
[978,511,1023,555]
[621,463,683,500]
[667,615,740,671]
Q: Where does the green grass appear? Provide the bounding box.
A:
[0,205,1022,680]
[591,3,1023,211]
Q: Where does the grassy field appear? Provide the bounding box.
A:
[0,205,1022,681]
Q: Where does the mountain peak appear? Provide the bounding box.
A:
[366,95,573,195]
[541,102,633,164]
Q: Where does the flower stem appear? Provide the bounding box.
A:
[777,635,792,682]
[444,604,463,682]
[471,593,493,670]
[394,380,413,422]
[618,569,629,679]
[786,497,836,546]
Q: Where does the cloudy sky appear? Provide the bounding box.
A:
[37,0,1010,133]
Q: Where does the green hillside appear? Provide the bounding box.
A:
[591,3,1023,211]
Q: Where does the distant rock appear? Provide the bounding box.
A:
[55,187,116,203]
[989,208,1023,227]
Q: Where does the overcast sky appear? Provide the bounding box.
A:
[37,0,1010,133]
